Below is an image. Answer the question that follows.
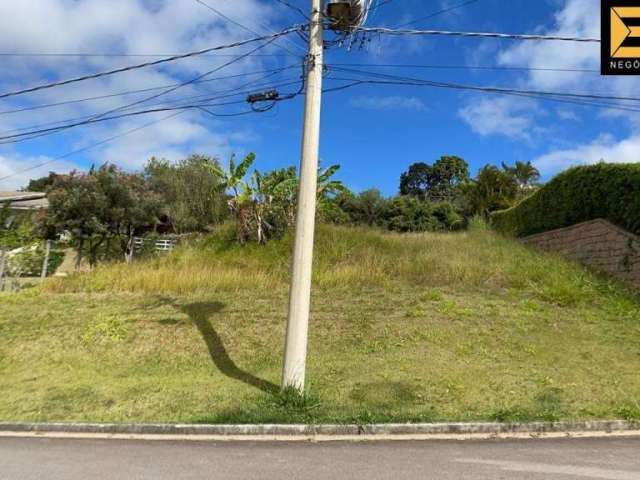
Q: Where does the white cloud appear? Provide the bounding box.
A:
[350,95,427,111]
[458,97,541,140]
[0,155,78,190]
[0,0,293,183]
[532,133,640,175]
[462,0,640,175]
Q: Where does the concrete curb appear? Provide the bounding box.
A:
[1,420,638,440]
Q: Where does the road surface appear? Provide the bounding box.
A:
[1,436,639,479]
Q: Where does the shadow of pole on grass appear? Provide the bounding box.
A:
[180,302,278,395]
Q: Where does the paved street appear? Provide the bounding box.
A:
[1,436,639,479]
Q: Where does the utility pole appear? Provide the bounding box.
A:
[282,0,324,392]
[0,248,6,292]
[41,240,51,279]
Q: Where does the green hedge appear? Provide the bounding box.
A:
[492,163,640,237]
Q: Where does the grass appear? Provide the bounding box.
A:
[1,223,639,424]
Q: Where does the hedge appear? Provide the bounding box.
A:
[491,163,640,237]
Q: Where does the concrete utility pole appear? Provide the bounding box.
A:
[282,0,324,392]
[41,240,51,279]
[0,248,6,292]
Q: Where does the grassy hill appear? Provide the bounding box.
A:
[1,223,639,424]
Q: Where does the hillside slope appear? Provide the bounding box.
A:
[1,224,639,423]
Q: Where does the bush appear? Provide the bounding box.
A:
[492,163,640,237]
[387,197,461,233]
[5,242,64,277]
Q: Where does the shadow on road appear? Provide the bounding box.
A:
[180,302,278,394]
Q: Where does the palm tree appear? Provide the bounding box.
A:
[502,161,541,189]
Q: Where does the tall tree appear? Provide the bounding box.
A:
[23,172,60,193]
[429,156,470,200]
[400,156,470,200]
[462,165,519,217]
[145,154,226,233]
[44,165,161,267]
[502,160,541,190]
[400,162,432,198]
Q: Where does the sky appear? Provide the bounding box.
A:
[0,0,638,195]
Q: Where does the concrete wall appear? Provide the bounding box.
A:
[522,219,640,288]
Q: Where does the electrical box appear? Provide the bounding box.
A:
[327,0,365,30]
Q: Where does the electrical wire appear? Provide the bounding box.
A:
[352,27,601,43]
[194,0,306,57]
[321,68,640,117]
[274,0,309,20]
[397,0,482,28]
[0,27,301,100]
[0,111,187,184]
[0,37,288,144]
[0,52,291,58]
[85,36,279,124]
[0,78,304,144]
[329,62,600,73]
[0,77,303,137]
[0,65,300,116]
[329,66,637,102]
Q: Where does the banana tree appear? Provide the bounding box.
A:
[211,153,255,244]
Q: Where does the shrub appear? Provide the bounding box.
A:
[492,163,640,237]
[387,197,461,233]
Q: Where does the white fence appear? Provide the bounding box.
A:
[133,237,177,253]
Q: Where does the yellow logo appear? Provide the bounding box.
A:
[611,7,640,58]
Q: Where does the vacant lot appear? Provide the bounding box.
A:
[1,224,639,424]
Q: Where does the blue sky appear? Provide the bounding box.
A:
[0,0,638,195]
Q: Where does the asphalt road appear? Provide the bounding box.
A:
[1,436,639,479]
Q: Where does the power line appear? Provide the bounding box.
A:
[397,0,482,28]
[0,52,291,58]
[0,65,299,116]
[0,36,293,144]
[323,68,640,115]
[0,77,302,138]
[274,0,309,20]
[0,79,304,144]
[0,102,254,144]
[329,66,640,102]
[194,0,306,57]
[326,76,640,114]
[353,27,601,43]
[0,27,300,100]
[85,36,280,125]
[329,62,600,73]
[0,111,186,184]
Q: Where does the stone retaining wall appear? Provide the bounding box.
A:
[522,219,640,287]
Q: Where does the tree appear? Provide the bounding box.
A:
[338,189,389,226]
[400,162,432,198]
[400,156,470,201]
[386,196,463,233]
[502,161,541,190]
[212,155,347,244]
[211,153,256,244]
[462,165,519,217]
[429,156,470,200]
[23,172,59,192]
[145,155,226,233]
[44,165,161,267]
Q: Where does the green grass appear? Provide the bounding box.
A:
[1,224,639,424]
